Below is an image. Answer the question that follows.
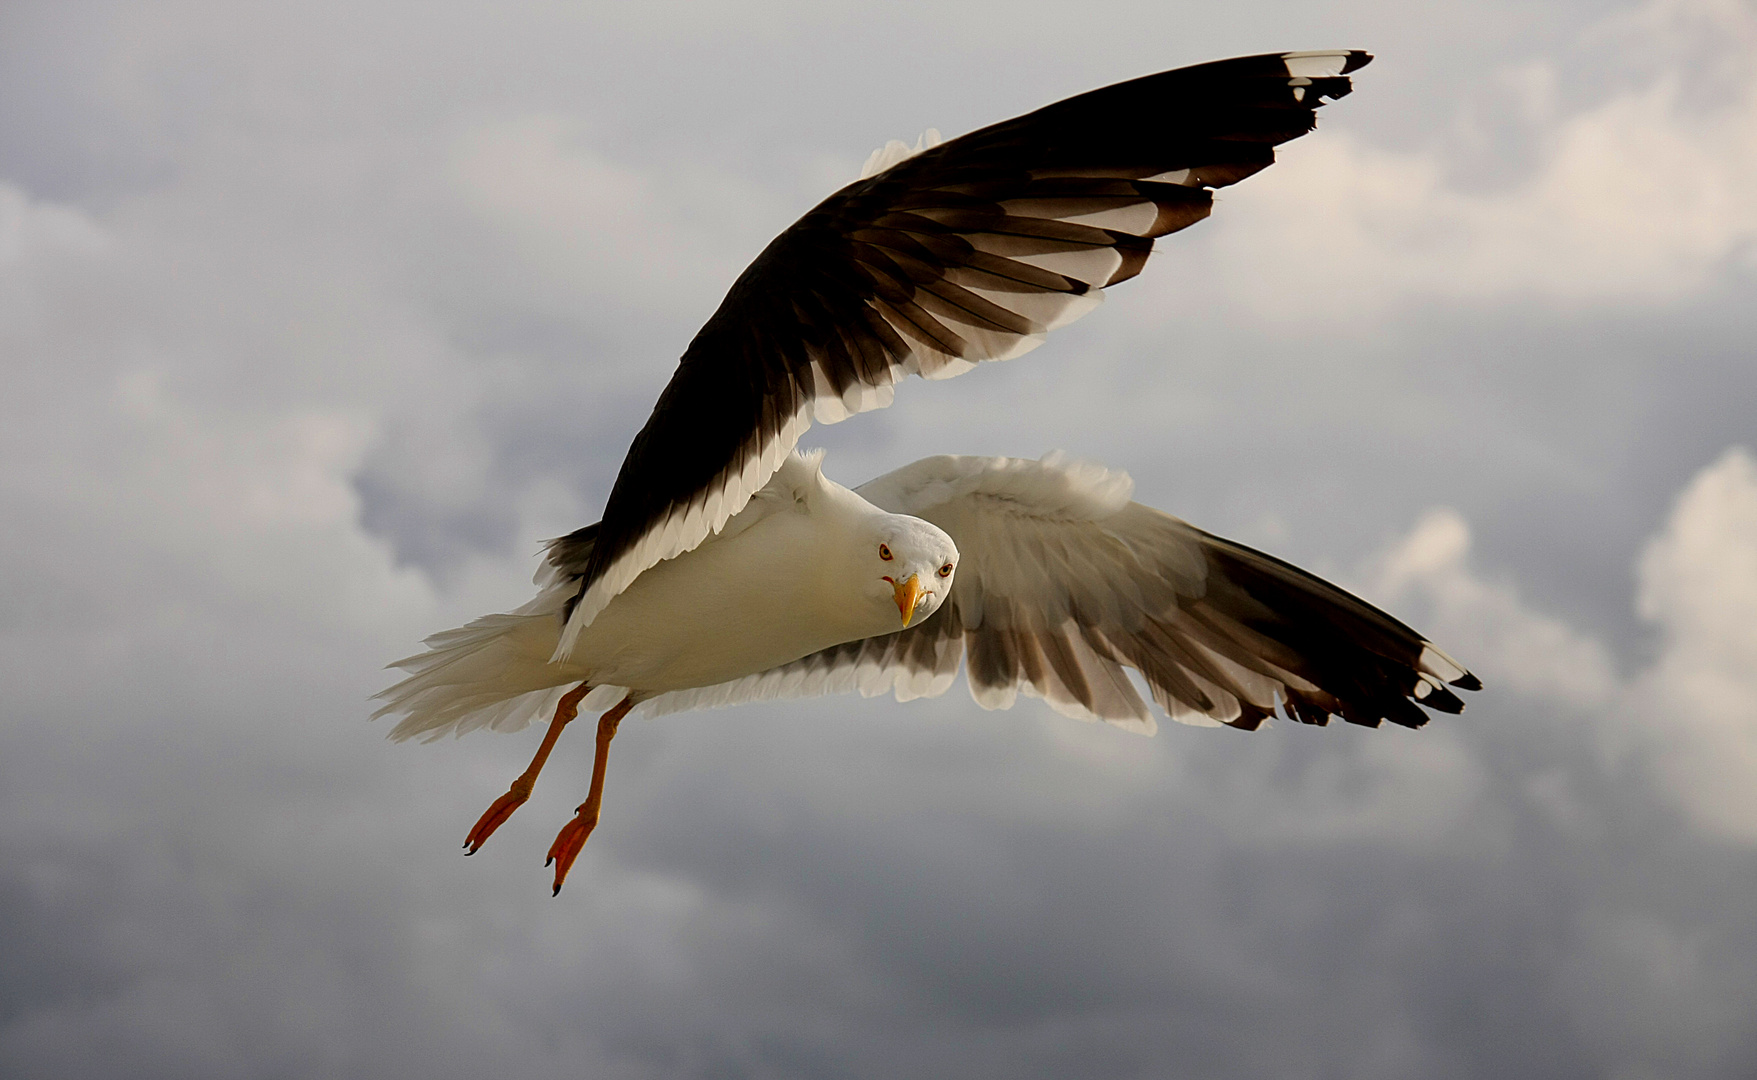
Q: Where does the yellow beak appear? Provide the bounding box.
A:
[891,573,924,628]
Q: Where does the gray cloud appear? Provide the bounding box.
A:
[3,0,1756,1077]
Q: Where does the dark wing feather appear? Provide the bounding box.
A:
[643,453,1479,734]
[560,51,1373,647]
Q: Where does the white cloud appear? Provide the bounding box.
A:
[1373,508,1619,707]
[1374,447,1757,844]
[1632,447,1757,841]
[0,182,109,266]
[3,3,1756,1076]
[448,114,786,321]
[1194,0,1757,320]
[0,182,111,333]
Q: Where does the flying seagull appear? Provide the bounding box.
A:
[376,50,1481,895]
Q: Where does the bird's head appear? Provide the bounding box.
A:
[864,516,958,630]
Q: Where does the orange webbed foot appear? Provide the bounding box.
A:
[460,682,591,856]
[544,697,630,895]
[463,783,530,854]
[545,805,599,895]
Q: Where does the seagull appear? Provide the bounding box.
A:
[376,50,1481,894]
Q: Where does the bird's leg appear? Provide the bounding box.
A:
[546,696,633,895]
[463,681,590,855]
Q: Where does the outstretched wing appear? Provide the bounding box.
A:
[644,454,1480,734]
[561,51,1373,649]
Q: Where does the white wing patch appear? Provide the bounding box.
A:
[1281,51,1354,79]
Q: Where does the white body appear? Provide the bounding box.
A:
[377,453,958,741]
[563,480,909,690]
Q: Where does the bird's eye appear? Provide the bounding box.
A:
[878,544,892,561]
[938,563,953,577]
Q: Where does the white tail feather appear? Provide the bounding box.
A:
[374,592,581,742]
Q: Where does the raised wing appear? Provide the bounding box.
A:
[559,51,1373,652]
[644,454,1480,734]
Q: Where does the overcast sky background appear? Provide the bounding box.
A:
[3,1,1756,1077]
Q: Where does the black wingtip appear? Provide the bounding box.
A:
[1342,51,1374,75]
[1450,672,1484,692]
[1419,685,1467,715]
[1384,697,1432,730]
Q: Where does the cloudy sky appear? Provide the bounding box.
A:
[3,0,1756,1076]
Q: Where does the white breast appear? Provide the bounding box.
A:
[564,488,894,695]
